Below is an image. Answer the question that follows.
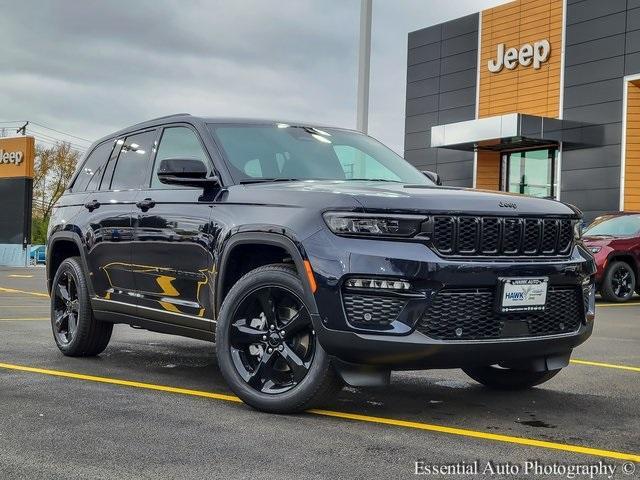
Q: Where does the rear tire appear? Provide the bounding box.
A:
[601,261,636,302]
[216,264,341,413]
[51,257,113,356]
[463,365,561,390]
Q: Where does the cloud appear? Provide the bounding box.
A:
[0,0,503,153]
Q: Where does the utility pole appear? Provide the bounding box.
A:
[356,0,372,134]
[17,121,28,135]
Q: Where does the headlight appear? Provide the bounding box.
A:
[589,246,601,254]
[573,221,582,240]
[323,212,424,237]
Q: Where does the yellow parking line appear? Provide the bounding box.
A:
[571,359,640,373]
[0,318,48,321]
[8,274,33,278]
[0,362,638,462]
[597,302,640,307]
[0,287,48,298]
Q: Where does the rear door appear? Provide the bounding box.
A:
[131,124,217,332]
[84,129,157,312]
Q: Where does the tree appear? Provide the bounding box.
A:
[31,142,80,243]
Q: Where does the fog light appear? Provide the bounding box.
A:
[345,278,411,290]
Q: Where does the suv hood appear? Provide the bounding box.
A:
[250,180,577,217]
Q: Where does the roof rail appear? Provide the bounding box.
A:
[145,113,191,122]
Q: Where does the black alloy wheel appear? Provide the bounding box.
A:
[216,264,340,413]
[52,270,80,345]
[50,257,113,356]
[601,261,636,302]
[229,285,315,394]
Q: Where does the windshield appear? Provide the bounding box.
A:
[584,214,640,236]
[208,124,432,185]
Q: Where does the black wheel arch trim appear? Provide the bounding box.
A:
[215,231,319,316]
[46,231,93,296]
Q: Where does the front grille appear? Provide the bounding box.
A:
[343,293,406,327]
[416,286,583,340]
[431,216,574,257]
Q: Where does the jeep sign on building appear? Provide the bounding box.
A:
[0,136,35,265]
[404,0,640,221]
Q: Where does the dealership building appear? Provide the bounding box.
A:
[404,0,640,221]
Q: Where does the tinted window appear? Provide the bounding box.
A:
[72,141,114,192]
[208,124,429,184]
[110,130,157,190]
[333,145,400,181]
[151,127,208,188]
[585,215,640,236]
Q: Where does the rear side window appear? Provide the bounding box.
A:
[151,127,208,188]
[109,130,157,190]
[71,141,114,192]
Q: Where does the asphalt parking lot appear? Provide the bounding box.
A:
[0,267,638,479]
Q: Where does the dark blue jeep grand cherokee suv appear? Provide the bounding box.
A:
[47,114,596,412]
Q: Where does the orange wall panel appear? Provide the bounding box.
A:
[478,0,563,119]
[476,151,501,191]
[625,81,640,211]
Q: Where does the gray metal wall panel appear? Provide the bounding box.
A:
[442,14,478,39]
[563,101,622,125]
[566,0,626,26]
[407,59,441,82]
[406,77,439,99]
[408,43,440,66]
[438,87,475,110]
[562,145,622,171]
[565,35,625,66]
[440,50,477,75]
[406,95,438,116]
[561,166,621,190]
[439,68,477,93]
[405,13,478,188]
[408,25,441,49]
[563,78,623,108]
[565,12,626,46]
[626,7,640,31]
[564,56,625,87]
[437,105,476,125]
[626,28,640,54]
[440,32,477,57]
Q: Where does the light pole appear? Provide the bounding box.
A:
[356,0,372,134]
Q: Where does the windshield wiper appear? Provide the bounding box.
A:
[239,178,301,185]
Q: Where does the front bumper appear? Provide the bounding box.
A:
[303,230,596,370]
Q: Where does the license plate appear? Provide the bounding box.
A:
[498,277,548,313]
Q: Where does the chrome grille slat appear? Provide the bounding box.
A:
[431,216,574,257]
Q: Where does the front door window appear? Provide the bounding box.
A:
[504,149,556,198]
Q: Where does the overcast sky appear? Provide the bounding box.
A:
[0,0,504,154]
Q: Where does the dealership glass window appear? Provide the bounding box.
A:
[504,149,555,198]
[151,127,208,188]
[72,141,114,192]
[109,130,157,190]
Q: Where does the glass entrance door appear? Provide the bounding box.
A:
[503,149,556,198]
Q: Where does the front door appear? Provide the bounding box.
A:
[502,148,556,198]
[131,125,217,332]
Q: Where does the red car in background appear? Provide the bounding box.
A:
[583,212,640,302]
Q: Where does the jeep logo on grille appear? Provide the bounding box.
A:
[499,201,517,209]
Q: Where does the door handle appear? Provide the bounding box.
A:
[136,197,156,212]
[84,199,101,211]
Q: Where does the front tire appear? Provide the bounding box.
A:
[51,257,113,356]
[463,365,561,390]
[601,261,636,302]
[216,264,340,413]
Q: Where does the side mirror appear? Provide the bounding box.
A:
[157,158,219,188]
[422,170,442,186]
